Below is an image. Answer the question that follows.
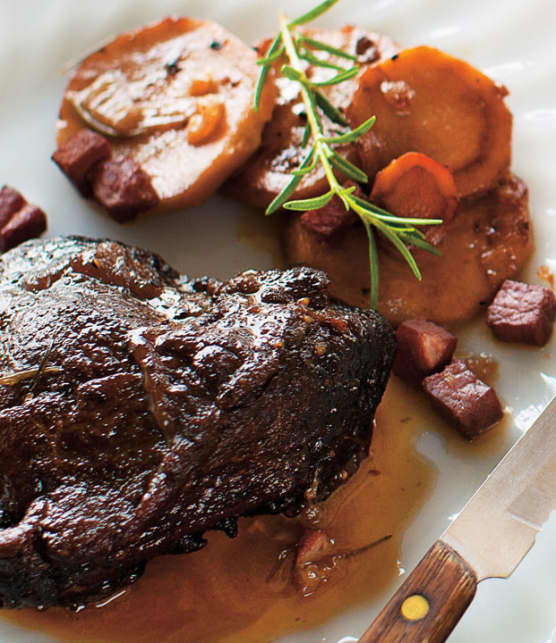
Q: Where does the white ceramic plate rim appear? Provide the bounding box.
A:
[1,1,555,641]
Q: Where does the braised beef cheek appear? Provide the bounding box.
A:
[0,237,395,608]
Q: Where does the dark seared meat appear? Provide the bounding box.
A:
[0,237,395,609]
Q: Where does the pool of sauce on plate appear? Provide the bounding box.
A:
[3,377,440,643]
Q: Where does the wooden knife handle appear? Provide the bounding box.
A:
[359,540,477,643]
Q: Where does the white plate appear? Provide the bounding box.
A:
[1,0,556,641]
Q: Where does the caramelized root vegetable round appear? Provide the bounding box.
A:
[56,17,276,213]
[284,174,532,326]
[348,46,512,198]
[225,27,398,208]
[370,152,458,245]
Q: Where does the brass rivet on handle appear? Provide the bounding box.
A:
[401,594,430,621]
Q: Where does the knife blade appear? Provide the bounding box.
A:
[359,394,556,643]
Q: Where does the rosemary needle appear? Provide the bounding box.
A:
[254,0,442,308]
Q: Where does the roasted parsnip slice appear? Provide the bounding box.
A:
[284,174,531,326]
[348,46,512,198]
[56,17,276,213]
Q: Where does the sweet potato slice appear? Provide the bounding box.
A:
[225,27,398,208]
[348,46,512,198]
[283,174,532,326]
[56,17,276,214]
[370,152,458,244]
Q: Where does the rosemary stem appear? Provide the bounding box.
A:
[279,14,339,192]
[279,14,316,130]
[264,4,441,308]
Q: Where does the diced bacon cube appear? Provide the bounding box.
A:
[423,360,503,439]
[487,279,556,346]
[0,186,25,228]
[0,205,47,252]
[393,319,457,385]
[91,157,159,223]
[300,181,363,237]
[296,529,333,568]
[52,130,112,197]
[0,186,48,252]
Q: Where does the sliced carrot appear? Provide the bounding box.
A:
[370,152,458,245]
[348,46,512,198]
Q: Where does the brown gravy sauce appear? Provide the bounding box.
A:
[4,377,437,643]
[461,352,499,384]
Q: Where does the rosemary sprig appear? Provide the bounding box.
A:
[254,0,442,308]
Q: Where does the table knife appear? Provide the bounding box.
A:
[359,394,556,643]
